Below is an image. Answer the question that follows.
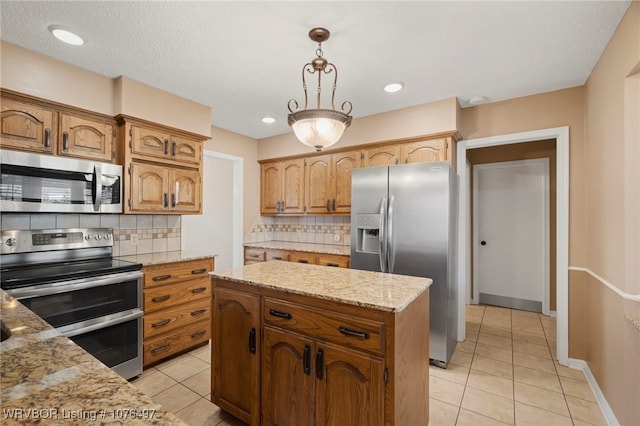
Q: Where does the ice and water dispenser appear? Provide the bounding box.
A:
[355,213,381,253]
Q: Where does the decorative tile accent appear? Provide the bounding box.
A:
[244,216,352,247]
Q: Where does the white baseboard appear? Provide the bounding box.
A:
[549,310,557,318]
[567,358,619,425]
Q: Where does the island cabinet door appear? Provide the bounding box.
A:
[212,287,260,426]
[314,341,385,426]
[262,326,314,426]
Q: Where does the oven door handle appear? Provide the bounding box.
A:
[60,308,143,338]
[6,270,144,300]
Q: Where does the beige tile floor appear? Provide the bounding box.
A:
[429,304,606,426]
[132,304,606,426]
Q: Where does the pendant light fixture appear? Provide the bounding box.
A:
[288,28,352,152]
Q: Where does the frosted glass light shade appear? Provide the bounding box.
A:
[288,109,351,152]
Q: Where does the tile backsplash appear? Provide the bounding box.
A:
[0,213,181,256]
[244,216,351,246]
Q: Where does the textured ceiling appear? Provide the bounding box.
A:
[0,1,631,140]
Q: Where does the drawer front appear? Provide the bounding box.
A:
[263,298,384,355]
[265,249,290,262]
[144,319,210,366]
[289,251,317,265]
[143,276,211,313]
[317,254,350,268]
[143,258,213,288]
[144,298,211,339]
[244,248,266,262]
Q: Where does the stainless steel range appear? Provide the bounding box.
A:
[0,228,143,380]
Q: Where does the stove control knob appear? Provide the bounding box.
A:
[95,234,101,240]
[5,238,17,247]
[104,234,111,240]
[85,234,93,241]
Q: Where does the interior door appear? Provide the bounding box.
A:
[473,159,549,313]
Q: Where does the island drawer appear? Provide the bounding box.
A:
[144,298,211,339]
[244,248,266,262]
[144,319,210,366]
[143,259,213,288]
[263,298,384,355]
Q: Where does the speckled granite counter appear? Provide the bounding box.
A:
[244,241,350,256]
[211,261,431,312]
[626,312,640,331]
[0,290,185,425]
[116,250,217,266]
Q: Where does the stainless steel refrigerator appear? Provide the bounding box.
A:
[350,161,458,367]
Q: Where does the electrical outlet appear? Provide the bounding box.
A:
[334,233,341,242]
[130,234,138,245]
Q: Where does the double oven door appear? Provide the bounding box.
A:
[8,270,143,380]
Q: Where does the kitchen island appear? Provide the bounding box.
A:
[210,261,432,426]
[0,290,184,425]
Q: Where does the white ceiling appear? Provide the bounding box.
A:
[0,1,631,140]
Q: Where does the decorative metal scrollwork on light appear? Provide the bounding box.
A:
[288,28,352,152]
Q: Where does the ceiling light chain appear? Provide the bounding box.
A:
[288,27,353,152]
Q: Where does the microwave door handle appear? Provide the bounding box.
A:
[379,196,387,272]
[93,164,102,212]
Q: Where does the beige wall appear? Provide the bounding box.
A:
[205,126,259,238]
[257,97,458,160]
[1,41,114,114]
[581,2,640,424]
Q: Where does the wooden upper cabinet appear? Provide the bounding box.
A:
[305,155,332,214]
[363,145,400,167]
[169,168,201,213]
[58,114,114,161]
[305,150,360,214]
[261,159,305,215]
[0,98,56,154]
[130,125,170,160]
[129,162,169,212]
[401,138,447,164]
[171,135,202,165]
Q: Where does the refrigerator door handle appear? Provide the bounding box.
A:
[379,196,387,272]
[387,194,396,273]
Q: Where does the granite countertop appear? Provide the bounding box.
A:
[0,290,185,425]
[211,261,432,313]
[244,241,350,256]
[117,250,217,266]
[626,312,640,331]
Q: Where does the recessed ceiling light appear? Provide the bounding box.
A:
[261,116,276,124]
[383,82,404,93]
[48,25,84,46]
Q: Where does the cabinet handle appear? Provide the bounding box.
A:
[316,348,324,379]
[326,262,340,267]
[191,286,207,294]
[297,259,309,264]
[249,254,260,258]
[303,344,311,375]
[171,193,176,208]
[271,256,282,260]
[332,199,336,211]
[249,327,256,354]
[172,141,177,157]
[164,139,169,155]
[191,308,207,316]
[62,131,69,152]
[152,274,171,282]
[151,294,171,303]
[326,200,331,211]
[191,330,206,340]
[163,192,169,208]
[269,308,292,320]
[152,319,171,328]
[44,128,51,148]
[191,268,207,275]
[151,344,170,354]
[338,326,370,340]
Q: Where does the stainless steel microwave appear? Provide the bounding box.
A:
[0,150,123,213]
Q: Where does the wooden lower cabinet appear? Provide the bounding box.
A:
[211,278,429,426]
[244,246,349,268]
[142,258,214,367]
[212,287,260,426]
